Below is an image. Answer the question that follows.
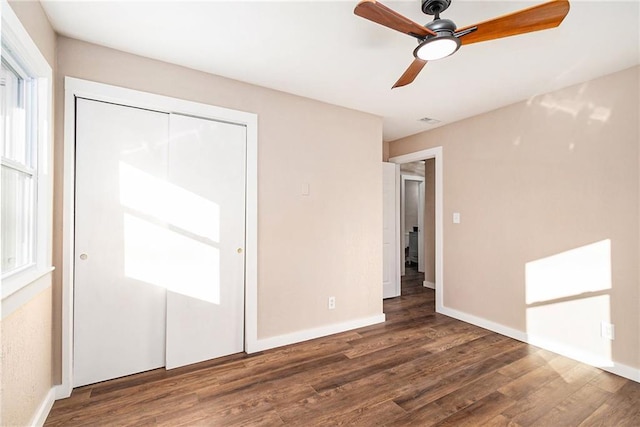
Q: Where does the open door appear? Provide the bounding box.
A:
[382,162,400,298]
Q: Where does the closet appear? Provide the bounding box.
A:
[73,98,246,387]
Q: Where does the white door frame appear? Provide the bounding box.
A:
[382,162,401,299]
[400,174,425,276]
[59,77,258,398]
[389,147,443,313]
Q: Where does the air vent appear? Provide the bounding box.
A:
[418,117,441,125]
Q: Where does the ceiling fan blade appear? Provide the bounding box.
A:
[354,0,436,39]
[393,59,428,89]
[456,0,570,46]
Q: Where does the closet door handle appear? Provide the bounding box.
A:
[79,253,88,260]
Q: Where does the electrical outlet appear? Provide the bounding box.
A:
[328,296,336,310]
[601,321,615,340]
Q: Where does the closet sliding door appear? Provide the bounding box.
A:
[165,114,246,369]
[74,98,169,387]
[74,99,246,387]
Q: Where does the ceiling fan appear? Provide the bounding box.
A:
[354,0,570,88]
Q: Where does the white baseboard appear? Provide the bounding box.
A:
[438,306,640,383]
[527,334,640,382]
[438,306,528,342]
[29,387,55,427]
[605,362,640,382]
[55,383,72,400]
[423,281,435,289]
[247,314,386,353]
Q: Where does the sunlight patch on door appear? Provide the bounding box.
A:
[124,214,220,304]
[119,161,222,304]
[119,162,220,242]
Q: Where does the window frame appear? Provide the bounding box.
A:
[1,0,54,305]
[2,53,38,278]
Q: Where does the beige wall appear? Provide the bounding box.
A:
[1,285,53,427]
[389,66,640,370]
[53,37,383,379]
[6,0,56,66]
[1,2,57,426]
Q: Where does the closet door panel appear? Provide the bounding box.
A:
[165,113,246,369]
[74,98,169,387]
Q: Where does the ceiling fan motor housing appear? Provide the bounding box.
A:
[421,0,452,15]
[424,18,457,37]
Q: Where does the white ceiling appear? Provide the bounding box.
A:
[41,0,639,141]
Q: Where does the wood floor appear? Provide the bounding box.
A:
[46,268,640,426]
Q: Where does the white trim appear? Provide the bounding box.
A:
[440,305,640,383]
[382,162,401,299]
[0,1,50,74]
[1,267,53,319]
[423,281,435,289]
[29,387,55,427]
[389,147,443,312]
[394,165,401,297]
[526,335,640,383]
[249,314,386,353]
[439,305,529,343]
[1,0,54,308]
[61,77,258,396]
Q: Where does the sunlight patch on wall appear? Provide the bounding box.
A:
[526,295,612,368]
[531,90,611,124]
[525,240,611,305]
[525,240,613,368]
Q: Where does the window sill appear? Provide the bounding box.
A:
[2,266,55,319]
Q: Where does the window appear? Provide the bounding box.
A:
[1,55,37,276]
[1,1,53,302]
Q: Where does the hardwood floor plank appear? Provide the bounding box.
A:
[578,380,640,427]
[197,353,347,403]
[502,363,601,426]
[431,370,513,417]
[386,401,450,427]
[319,399,407,426]
[530,383,611,427]
[497,355,578,400]
[45,267,640,426]
[484,413,520,427]
[496,350,554,379]
[433,391,516,427]
[589,370,629,393]
[393,357,511,411]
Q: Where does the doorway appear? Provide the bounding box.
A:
[389,147,443,309]
[400,170,425,276]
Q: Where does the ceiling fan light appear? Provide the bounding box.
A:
[414,36,460,61]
